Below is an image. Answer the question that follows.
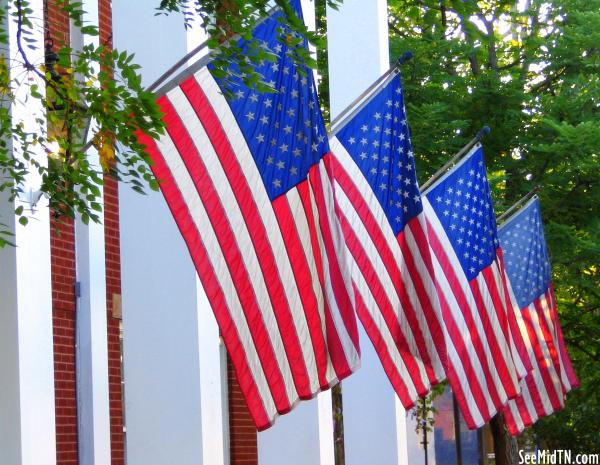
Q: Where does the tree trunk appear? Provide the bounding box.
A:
[490,413,519,465]
[332,384,345,465]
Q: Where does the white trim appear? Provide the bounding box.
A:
[72,1,112,463]
[317,391,335,465]
[0,1,56,463]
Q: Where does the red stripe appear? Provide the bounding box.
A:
[521,303,562,411]
[137,129,271,428]
[353,287,415,407]
[524,369,550,418]
[478,264,520,398]
[330,155,442,384]
[428,227,502,412]
[179,78,313,398]
[312,157,360,357]
[405,218,448,377]
[533,292,561,378]
[272,189,330,390]
[503,405,520,435]
[469,269,515,403]
[399,222,445,383]
[514,391,534,428]
[296,181,352,381]
[336,207,428,398]
[158,94,292,413]
[427,226,492,426]
[498,253,532,375]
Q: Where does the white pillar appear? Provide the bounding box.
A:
[113,2,218,464]
[71,2,112,463]
[186,23,230,465]
[0,1,56,463]
[257,2,335,464]
[325,1,402,465]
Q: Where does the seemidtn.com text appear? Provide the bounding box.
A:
[519,450,599,464]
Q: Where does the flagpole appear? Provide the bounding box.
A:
[496,185,541,224]
[329,51,413,133]
[420,126,490,193]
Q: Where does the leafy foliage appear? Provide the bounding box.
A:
[389,0,600,451]
[0,0,164,242]
[0,0,339,245]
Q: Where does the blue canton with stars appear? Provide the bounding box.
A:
[209,8,328,201]
[336,74,422,236]
[498,198,552,309]
[426,146,499,281]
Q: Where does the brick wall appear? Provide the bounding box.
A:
[228,357,258,465]
[47,1,125,463]
[98,0,126,463]
[50,216,79,465]
[47,2,78,463]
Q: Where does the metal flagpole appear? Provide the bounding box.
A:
[329,51,413,134]
[420,126,491,193]
[496,186,541,224]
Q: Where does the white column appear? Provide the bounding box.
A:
[325,1,400,465]
[70,2,112,463]
[186,23,230,465]
[0,1,56,463]
[113,2,208,464]
[257,2,335,464]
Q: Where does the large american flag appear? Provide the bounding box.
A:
[422,145,523,428]
[137,5,361,430]
[498,197,578,434]
[328,72,447,408]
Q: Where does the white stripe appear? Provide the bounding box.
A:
[334,179,430,388]
[423,197,499,412]
[522,305,554,415]
[538,294,572,392]
[166,87,299,404]
[193,70,323,394]
[285,188,338,385]
[308,165,360,370]
[155,130,277,420]
[331,138,444,379]
[428,241,493,423]
[345,244,420,402]
[530,299,565,403]
[521,381,540,422]
[404,219,447,381]
[505,278,530,379]
[487,260,523,383]
[507,398,525,433]
[474,270,516,400]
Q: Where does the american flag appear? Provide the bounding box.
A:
[422,144,522,428]
[328,72,447,408]
[137,5,360,430]
[498,197,578,434]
